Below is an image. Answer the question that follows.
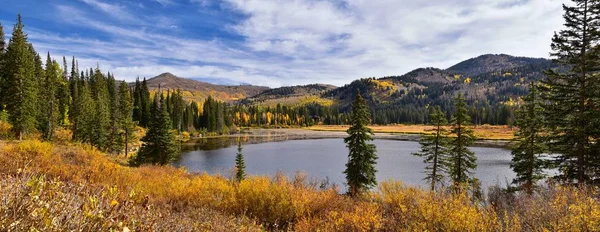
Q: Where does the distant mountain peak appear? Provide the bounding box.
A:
[152,72,178,80]
[136,73,269,103]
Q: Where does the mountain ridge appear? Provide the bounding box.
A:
[135,54,556,108]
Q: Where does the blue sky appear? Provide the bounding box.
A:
[0,0,566,87]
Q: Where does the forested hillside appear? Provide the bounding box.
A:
[322,54,557,125]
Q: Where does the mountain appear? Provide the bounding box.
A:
[447,54,555,78]
[322,54,557,110]
[135,54,556,113]
[141,72,269,102]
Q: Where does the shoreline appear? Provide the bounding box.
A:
[193,128,510,148]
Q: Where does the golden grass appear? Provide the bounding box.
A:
[2,140,599,231]
[308,124,517,140]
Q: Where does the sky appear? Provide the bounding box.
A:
[0,0,567,87]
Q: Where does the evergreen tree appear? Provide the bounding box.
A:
[4,15,38,139]
[57,56,69,125]
[140,78,151,127]
[118,81,135,156]
[132,77,141,124]
[0,22,6,112]
[106,72,122,153]
[511,83,549,194]
[344,90,377,196]
[235,139,246,182]
[413,106,450,191]
[448,93,477,191]
[69,57,79,126]
[132,93,179,165]
[90,67,111,150]
[541,0,600,184]
[32,51,44,132]
[73,81,95,143]
[40,53,60,140]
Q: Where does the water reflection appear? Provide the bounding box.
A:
[174,138,517,190]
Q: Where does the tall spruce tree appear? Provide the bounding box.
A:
[73,81,95,143]
[344,90,378,196]
[118,81,135,156]
[32,51,44,132]
[541,0,600,184]
[106,72,122,153]
[4,15,38,139]
[448,93,477,191]
[0,22,6,112]
[132,77,142,123]
[140,78,151,127]
[132,93,178,165]
[511,83,549,194]
[40,53,60,140]
[57,56,69,125]
[235,139,246,182]
[69,57,79,128]
[90,67,111,150]
[413,106,450,191]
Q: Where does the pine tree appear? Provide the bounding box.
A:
[32,51,44,132]
[40,53,60,140]
[118,81,135,156]
[448,93,477,191]
[413,106,450,191]
[511,83,549,194]
[69,57,79,127]
[73,81,95,143]
[57,56,69,125]
[344,90,378,196]
[4,15,38,139]
[132,93,179,165]
[541,0,600,184]
[0,22,6,112]
[132,77,141,123]
[90,67,111,150]
[106,72,122,153]
[140,78,151,127]
[235,139,246,182]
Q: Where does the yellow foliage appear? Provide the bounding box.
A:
[0,120,12,139]
[464,77,471,84]
[1,140,599,231]
[52,127,73,144]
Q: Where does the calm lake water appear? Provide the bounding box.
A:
[173,138,516,190]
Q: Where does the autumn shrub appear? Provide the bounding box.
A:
[0,174,261,231]
[52,127,73,144]
[377,181,500,231]
[0,121,12,140]
[496,185,600,231]
[1,140,600,231]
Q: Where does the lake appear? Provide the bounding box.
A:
[173,137,516,190]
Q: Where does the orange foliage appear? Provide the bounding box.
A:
[1,140,599,231]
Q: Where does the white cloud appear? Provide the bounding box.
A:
[21,0,570,87]
[79,0,140,22]
[223,0,566,80]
